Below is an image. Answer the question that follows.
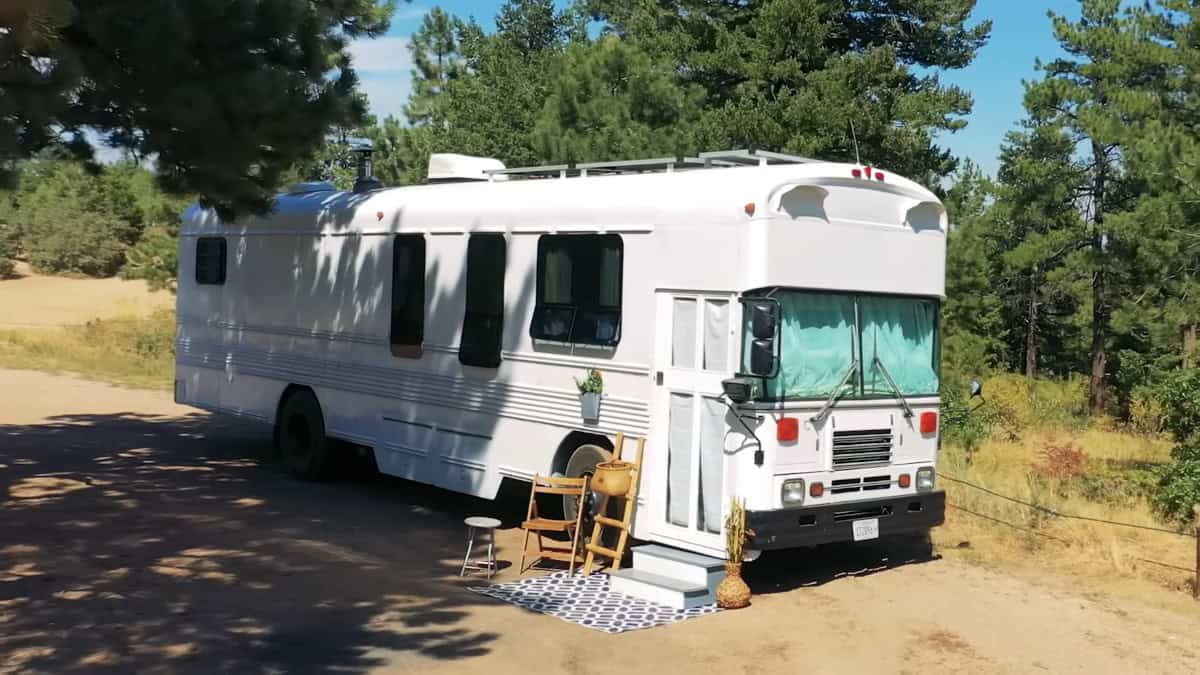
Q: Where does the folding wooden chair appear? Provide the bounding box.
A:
[519,474,589,574]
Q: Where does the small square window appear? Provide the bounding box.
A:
[195,237,226,285]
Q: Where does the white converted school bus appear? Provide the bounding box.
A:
[176,150,947,563]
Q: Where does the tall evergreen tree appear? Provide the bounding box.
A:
[941,160,1004,374]
[533,37,705,163]
[584,0,991,183]
[405,8,467,127]
[1025,0,1169,411]
[990,121,1087,378]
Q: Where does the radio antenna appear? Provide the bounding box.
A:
[849,119,861,165]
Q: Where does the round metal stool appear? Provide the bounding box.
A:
[459,516,502,578]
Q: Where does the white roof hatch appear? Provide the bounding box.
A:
[427,153,508,182]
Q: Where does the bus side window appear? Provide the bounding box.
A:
[390,234,426,358]
[531,234,622,346]
[459,234,506,367]
[195,237,227,285]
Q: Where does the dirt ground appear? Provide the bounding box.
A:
[1,368,1198,675]
[0,264,173,328]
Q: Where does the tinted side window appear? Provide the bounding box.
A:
[390,235,426,358]
[195,237,227,285]
[531,234,622,346]
[459,234,506,367]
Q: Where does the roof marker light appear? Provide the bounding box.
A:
[876,173,885,181]
[864,166,873,179]
[851,168,862,178]
[376,211,384,221]
[744,202,756,216]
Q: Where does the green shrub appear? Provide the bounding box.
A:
[121,225,179,292]
[1128,384,1168,436]
[0,221,16,278]
[980,373,1088,433]
[1152,369,1200,442]
[18,162,144,276]
[1154,463,1200,523]
[939,371,1007,453]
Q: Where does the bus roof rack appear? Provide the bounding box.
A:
[484,149,817,181]
[697,149,818,166]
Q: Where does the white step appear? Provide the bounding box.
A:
[608,568,714,610]
[631,544,725,590]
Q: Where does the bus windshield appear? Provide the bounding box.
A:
[744,291,939,401]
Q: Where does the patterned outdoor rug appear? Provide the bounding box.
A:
[467,571,720,634]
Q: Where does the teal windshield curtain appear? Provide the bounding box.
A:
[763,293,857,399]
[860,296,939,395]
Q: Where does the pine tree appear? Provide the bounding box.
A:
[0,1,395,217]
[942,160,1004,374]
[1024,0,1170,411]
[584,0,990,183]
[405,8,467,127]
[990,121,1087,378]
[533,36,705,163]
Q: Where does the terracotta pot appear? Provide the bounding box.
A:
[591,460,633,496]
[716,562,751,609]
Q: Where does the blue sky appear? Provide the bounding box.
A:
[351,0,1083,177]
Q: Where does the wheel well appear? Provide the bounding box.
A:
[551,431,614,475]
[273,384,315,429]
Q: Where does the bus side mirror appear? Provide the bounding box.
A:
[722,377,755,405]
[743,298,780,378]
[748,300,778,339]
[749,340,777,377]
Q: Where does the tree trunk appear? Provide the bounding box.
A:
[1185,325,1197,369]
[1025,272,1038,379]
[1088,140,1108,414]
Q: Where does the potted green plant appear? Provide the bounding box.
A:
[716,497,753,609]
[575,368,603,423]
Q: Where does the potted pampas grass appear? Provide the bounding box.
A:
[716,498,753,609]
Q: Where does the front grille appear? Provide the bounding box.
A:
[832,428,893,470]
[829,474,891,494]
[833,504,894,522]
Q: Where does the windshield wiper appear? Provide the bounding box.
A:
[810,360,859,426]
[872,356,914,420]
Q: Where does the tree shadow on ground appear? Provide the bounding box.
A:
[0,412,526,674]
[746,537,939,595]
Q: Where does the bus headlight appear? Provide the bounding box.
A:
[781,478,805,506]
[916,466,936,493]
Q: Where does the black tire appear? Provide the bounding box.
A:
[274,389,334,480]
[562,443,622,546]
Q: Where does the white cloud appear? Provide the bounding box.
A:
[348,36,412,74]
[359,73,412,122]
[350,36,414,121]
[393,5,429,20]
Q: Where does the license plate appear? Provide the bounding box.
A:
[852,518,879,541]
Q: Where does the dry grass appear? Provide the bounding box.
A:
[934,427,1198,609]
[0,263,172,329]
[0,310,175,389]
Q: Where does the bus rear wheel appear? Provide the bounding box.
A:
[274,389,334,480]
